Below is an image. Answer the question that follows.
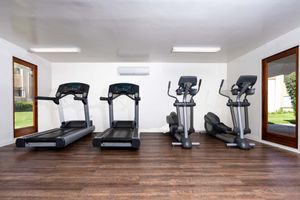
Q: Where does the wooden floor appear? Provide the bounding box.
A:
[1,133,300,200]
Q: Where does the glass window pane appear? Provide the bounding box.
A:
[14,63,34,129]
[267,54,296,137]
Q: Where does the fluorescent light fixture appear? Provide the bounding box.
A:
[172,46,221,53]
[29,47,81,53]
[118,67,150,76]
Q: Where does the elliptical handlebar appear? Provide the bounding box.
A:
[167,81,178,100]
[237,82,252,99]
[219,78,255,101]
[219,79,231,100]
[195,79,202,95]
[183,82,191,97]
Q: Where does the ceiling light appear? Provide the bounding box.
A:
[172,46,221,53]
[29,47,81,53]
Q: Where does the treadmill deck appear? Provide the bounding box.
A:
[93,128,140,149]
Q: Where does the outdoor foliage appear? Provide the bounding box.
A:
[284,72,296,115]
[268,111,295,125]
[14,112,33,128]
[15,101,33,112]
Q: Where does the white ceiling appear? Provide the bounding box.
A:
[1,0,300,63]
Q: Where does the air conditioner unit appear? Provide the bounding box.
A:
[117,67,150,76]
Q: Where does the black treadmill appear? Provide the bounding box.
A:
[16,82,95,148]
[93,83,141,149]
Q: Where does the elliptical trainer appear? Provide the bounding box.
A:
[204,75,257,150]
[166,76,201,148]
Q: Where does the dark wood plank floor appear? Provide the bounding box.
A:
[1,133,300,200]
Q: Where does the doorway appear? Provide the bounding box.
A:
[262,46,298,148]
[13,57,38,137]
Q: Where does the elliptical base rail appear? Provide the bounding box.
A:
[226,141,255,150]
[172,142,200,147]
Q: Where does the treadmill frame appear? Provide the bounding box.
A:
[93,83,141,149]
[16,82,95,148]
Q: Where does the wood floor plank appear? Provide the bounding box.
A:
[1,132,300,199]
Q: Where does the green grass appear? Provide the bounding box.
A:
[15,112,33,129]
[268,112,295,125]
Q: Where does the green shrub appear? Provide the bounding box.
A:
[15,101,33,112]
[284,72,296,115]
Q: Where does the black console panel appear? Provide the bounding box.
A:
[109,83,139,94]
[178,76,197,87]
[56,82,90,98]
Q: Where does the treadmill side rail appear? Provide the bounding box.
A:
[25,142,57,147]
[61,126,95,147]
[16,126,95,148]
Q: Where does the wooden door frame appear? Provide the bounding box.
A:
[13,57,38,138]
[262,46,299,148]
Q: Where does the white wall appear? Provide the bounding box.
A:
[228,26,300,152]
[51,63,228,132]
[0,38,52,147]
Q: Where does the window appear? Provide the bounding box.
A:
[262,46,298,148]
[13,57,38,137]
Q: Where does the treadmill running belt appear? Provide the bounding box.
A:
[106,128,133,139]
[34,128,80,139]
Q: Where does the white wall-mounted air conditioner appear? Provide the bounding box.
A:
[117,66,150,76]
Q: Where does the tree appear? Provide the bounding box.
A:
[284,72,296,115]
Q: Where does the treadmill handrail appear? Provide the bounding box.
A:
[100,94,140,103]
[36,96,59,104]
[37,93,89,105]
[73,96,88,105]
[100,97,109,101]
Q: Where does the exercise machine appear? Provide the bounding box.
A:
[93,83,141,149]
[204,75,257,150]
[166,76,201,148]
[16,82,95,148]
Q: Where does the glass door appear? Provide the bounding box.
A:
[262,46,298,148]
[13,57,38,137]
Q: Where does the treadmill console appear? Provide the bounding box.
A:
[109,83,139,95]
[56,82,90,98]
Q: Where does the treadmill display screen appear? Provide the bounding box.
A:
[109,83,139,94]
[63,84,82,92]
[117,85,131,92]
[56,82,90,97]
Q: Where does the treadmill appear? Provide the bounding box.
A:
[16,82,95,148]
[93,83,141,149]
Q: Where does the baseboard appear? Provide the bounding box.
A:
[258,139,300,154]
[0,139,14,147]
[245,135,300,154]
